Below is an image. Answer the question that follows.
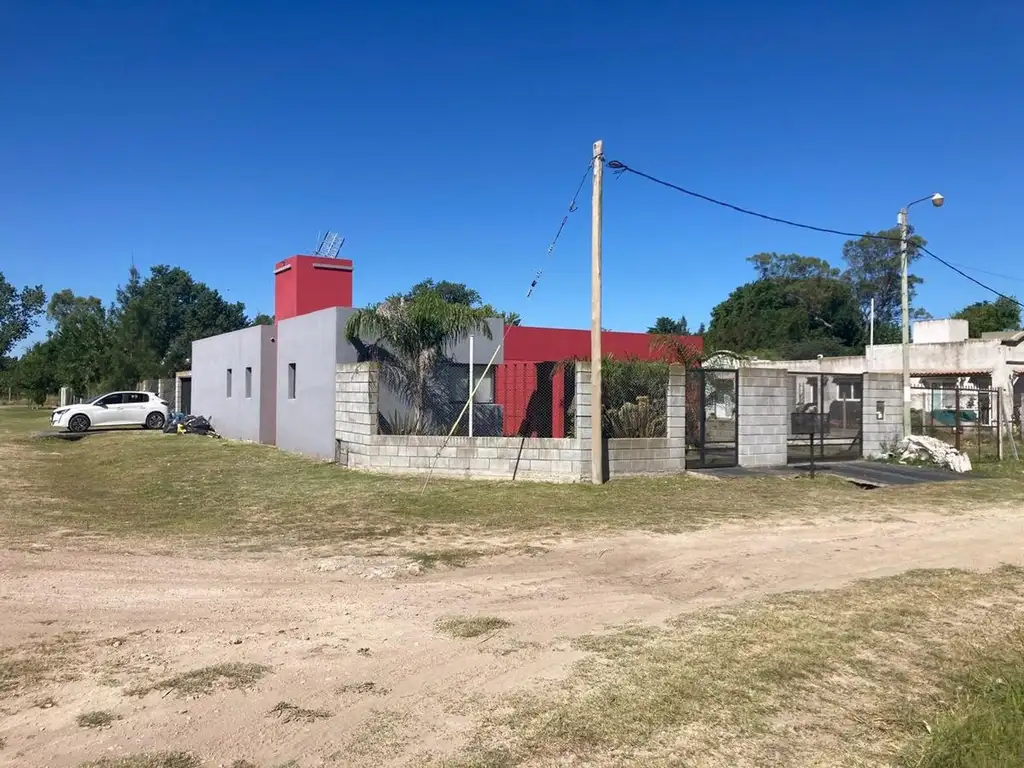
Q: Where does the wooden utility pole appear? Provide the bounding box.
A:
[590,139,604,485]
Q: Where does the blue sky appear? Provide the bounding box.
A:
[3,0,1023,350]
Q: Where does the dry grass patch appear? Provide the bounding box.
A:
[436,616,512,639]
[443,566,1024,767]
[79,754,201,768]
[268,700,333,723]
[0,632,86,697]
[3,407,1020,552]
[77,709,119,728]
[126,662,269,698]
[408,548,486,569]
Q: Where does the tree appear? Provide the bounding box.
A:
[706,276,863,359]
[405,279,482,307]
[748,253,840,281]
[647,316,689,335]
[108,265,249,383]
[345,292,493,434]
[251,313,274,326]
[15,341,59,405]
[45,290,111,395]
[404,278,520,326]
[0,272,45,358]
[953,296,1022,337]
[842,227,926,329]
[696,322,706,335]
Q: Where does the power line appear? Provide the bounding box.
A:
[421,158,594,492]
[606,159,1023,310]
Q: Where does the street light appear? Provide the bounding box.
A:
[898,193,944,439]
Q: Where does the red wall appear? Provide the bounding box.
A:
[495,326,702,438]
[274,255,354,321]
[501,324,703,363]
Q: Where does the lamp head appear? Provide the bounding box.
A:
[931,193,944,208]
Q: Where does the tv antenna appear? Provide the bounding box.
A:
[314,230,345,258]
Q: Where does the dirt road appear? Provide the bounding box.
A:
[2,506,1022,767]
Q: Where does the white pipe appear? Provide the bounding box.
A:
[468,335,474,438]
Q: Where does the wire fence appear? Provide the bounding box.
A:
[911,386,1002,462]
[371,355,678,440]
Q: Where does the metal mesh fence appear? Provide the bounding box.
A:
[600,357,669,438]
[786,373,864,462]
[911,386,1001,462]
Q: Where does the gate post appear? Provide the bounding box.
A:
[737,368,788,468]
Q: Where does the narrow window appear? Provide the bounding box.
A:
[245,367,253,398]
[226,368,232,398]
[288,363,296,399]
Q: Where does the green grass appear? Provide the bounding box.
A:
[126,662,269,698]
[2,406,1021,552]
[903,646,1024,768]
[442,567,1024,767]
[436,616,512,639]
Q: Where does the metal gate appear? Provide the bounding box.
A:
[686,369,738,468]
[787,373,863,463]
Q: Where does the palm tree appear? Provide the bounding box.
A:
[345,292,493,434]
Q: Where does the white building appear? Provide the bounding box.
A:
[753,319,1024,426]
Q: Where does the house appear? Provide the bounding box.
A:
[188,253,702,459]
[753,318,1024,427]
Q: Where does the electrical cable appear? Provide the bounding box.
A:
[606,159,1023,310]
[420,156,596,492]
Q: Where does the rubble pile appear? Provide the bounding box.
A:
[888,435,972,473]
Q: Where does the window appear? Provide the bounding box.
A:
[837,380,863,400]
[124,392,148,404]
[245,367,253,398]
[226,368,233,398]
[97,393,124,406]
[447,364,494,403]
[287,363,296,399]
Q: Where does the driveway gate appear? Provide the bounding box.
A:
[686,368,738,468]
[787,372,863,463]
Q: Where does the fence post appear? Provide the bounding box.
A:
[997,388,1004,461]
[954,388,961,452]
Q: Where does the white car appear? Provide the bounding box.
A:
[51,391,170,433]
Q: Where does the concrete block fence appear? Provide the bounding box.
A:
[334,361,689,482]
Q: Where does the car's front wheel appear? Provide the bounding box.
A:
[144,412,166,430]
[68,414,91,433]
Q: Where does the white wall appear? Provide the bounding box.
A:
[191,325,276,443]
[912,319,969,344]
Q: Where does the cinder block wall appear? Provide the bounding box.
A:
[335,361,687,482]
[737,367,788,467]
[336,362,588,481]
[862,373,903,456]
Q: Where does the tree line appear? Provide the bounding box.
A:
[1,228,1019,403]
[648,227,1020,359]
[0,270,521,404]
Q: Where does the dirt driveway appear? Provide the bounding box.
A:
[2,505,1023,767]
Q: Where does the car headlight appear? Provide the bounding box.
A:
[52,408,68,417]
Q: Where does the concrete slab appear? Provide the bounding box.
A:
[695,460,966,486]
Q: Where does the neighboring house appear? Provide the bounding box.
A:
[190,253,702,459]
[754,318,1024,427]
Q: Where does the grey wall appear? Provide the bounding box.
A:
[862,373,903,457]
[737,368,789,468]
[275,307,348,459]
[191,325,275,443]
